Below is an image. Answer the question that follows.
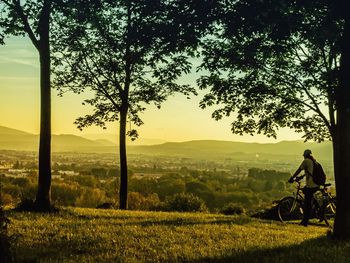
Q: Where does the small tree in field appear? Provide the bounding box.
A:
[52,0,213,209]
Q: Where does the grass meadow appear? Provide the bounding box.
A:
[6,208,350,262]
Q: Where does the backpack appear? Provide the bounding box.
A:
[312,161,326,185]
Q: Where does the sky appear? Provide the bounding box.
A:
[0,36,304,143]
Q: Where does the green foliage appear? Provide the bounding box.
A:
[75,188,108,208]
[186,181,211,194]
[2,165,294,211]
[156,177,186,200]
[221,203,245,215]
[90,168,107,178]
[51,182,81,206]
[164,193,207,212]
[248,168,290,181]
[128,192,160,211]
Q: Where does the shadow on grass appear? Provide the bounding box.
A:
[11,208,333,229]
[187,236,350,263]
[136,215,254,227]
[69,215,255,228]
[25,208,255,227]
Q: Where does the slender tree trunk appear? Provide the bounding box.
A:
[119,105,128,209]
[333,16,350,239]
[34,10,52,211]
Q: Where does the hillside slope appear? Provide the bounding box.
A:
[7,207,348,262]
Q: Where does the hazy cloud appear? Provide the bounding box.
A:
[0,54,39,68]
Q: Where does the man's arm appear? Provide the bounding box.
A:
[288,168,303,183]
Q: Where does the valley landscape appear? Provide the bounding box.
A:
[2,0,350,261]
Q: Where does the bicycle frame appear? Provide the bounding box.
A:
[290,181,304,212]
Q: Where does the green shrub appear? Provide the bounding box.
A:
[128,192,161,211]
[221,203,245,215]
[164,193,207,212]
[75,188,108,208]
[51,182,80,206]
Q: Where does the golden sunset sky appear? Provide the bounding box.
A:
[0,36,303,143]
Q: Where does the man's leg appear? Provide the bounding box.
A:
[301,188,314,226]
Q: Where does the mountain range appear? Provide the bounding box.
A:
[0,125,333,160]
[0,125,116,151]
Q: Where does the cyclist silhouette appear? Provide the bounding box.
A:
[288,149,318,226]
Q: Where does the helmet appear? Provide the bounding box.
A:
[303,149,312,157]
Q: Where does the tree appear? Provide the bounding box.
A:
[198,0,350,239]
[51,0,211,209]
[331,0,350,240]
[0,0,54,211]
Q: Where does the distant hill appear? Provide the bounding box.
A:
[0,126,115,152]
[0,125,333,160]
[0,126,33,136]
[0,126,38,150]
[127,140,333,160]
[82,133,166,145]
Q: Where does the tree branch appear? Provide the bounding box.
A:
[262,64,331,130]
[80,49,121,111]
[301,86,331,130]
[10,0,40,50]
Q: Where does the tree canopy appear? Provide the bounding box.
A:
[199,0,343,142]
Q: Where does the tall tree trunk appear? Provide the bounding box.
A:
[119,105,128,210]
[333,16,350,239]
[34,9,52,211]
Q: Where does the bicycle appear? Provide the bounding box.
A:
[277,178,336,226]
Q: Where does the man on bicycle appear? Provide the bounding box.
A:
[288,149,319,226]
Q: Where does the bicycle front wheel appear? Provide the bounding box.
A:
[277,196,303,222]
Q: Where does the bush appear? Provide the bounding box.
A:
[221,203,246,215]
[75,188,108,208]
[128,192,161,211]
[51,182,80,206]
[163,193,207,212]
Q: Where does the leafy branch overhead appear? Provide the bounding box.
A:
[199,0,342,142]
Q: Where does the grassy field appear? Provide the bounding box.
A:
[6,208,350,262]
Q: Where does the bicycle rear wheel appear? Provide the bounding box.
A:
[277,196,303,222]
[315,197,336,226]
[324,197,336,222]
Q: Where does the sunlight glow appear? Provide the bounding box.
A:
[0,37,303,143]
